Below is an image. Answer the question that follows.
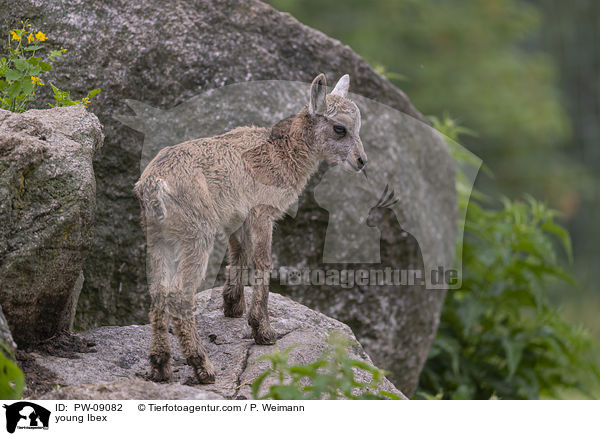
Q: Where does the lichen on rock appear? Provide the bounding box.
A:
[0,106,103,345]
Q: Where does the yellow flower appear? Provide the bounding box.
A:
[35,31,47,41]
[82,97,90,104]
[27,33,35,44]
[31,76,44,86]
[10,31,21,41]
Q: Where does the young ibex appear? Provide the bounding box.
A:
[135,74,367,383]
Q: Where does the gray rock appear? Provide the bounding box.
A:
[40,380,224,400]
[31,288,405,400]
[1,0,456,394]
[0,304,17,359]
[0,106,103,345]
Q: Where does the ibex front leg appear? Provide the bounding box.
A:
[248,214,277,345]
[223,229,249,318]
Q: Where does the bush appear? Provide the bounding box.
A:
[417,116,600,399]
[0,347,24,400]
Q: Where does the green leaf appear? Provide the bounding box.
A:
[268,385,303,400]
[13,59,30,72]
[541,221,573,263]
[4,69,21,81]
[502,336,525,378]
[7,81,21,99]
[38,61,52,72]
[48,49,64,58]
[0,351,25,400]
[21,77,33,95]
[434,336,462,375]
[288,365,315,377]
[88,88,101,98]
[49,82,60,95]
[251,370,271,399]
[23,45,43,51]
[451,385,474,400]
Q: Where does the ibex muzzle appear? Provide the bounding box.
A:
[135,73,366,384]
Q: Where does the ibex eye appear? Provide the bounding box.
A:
[333,125,346,135]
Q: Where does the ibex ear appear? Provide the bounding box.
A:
[309,73,327,115]
[331,74,350,98]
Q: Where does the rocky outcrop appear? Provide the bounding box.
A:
[0,305,16,359]
[0,106,103,345]
[30,288,404,400]
[1,0,456,394]
[41,380,224,400]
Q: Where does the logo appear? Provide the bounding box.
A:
[3,402,50,433]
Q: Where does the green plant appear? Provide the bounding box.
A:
[0,347,24,400]
[417,116,600,399]
[0,20,99,112]
[49,83,100,108]
[251,332,402,400]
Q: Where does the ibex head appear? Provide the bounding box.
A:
[308,73,367,172]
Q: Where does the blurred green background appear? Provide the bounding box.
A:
[269,0,600,398]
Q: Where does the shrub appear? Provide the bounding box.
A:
[252,332,402,400]
[417,116,600,399]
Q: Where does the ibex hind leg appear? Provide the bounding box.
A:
[148,300,172,381]
[223,229,250,318]
[169,237,216,384]
[146,247,172,382]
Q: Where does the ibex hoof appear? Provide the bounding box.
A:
[253,326,277,345]
[149,352,172,382]
[195,369,216,384]
[187,355,216,384]
[148,366,172,383]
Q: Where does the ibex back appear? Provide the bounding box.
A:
[135,74,367,383]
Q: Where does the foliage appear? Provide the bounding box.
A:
[0,347,24,400]
[49,83,101,108]
[417,117,600,399]
[252,332,402,400]
[0,20,99,112]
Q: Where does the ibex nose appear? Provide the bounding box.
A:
[357,156,367,170]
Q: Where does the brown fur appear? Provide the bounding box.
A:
[135,74,367,383]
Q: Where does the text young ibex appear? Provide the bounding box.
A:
[135,74,367,383]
